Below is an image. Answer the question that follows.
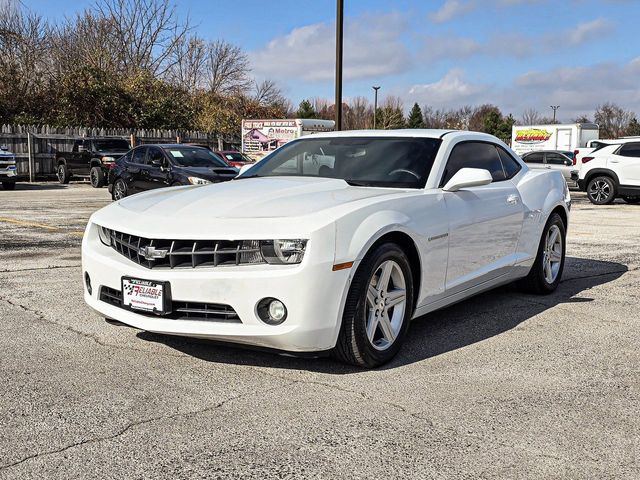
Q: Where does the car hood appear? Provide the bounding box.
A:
[175,165,238,178]
[116,176,402,219]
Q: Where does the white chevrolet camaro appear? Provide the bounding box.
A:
[82,130,570,367]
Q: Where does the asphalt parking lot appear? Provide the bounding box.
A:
[0,182,638,479]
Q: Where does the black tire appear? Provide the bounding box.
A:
[586,175,616,205]
[333,243,414,368]
[112,178,128,200]
[57,163,71,184]
[2,181,16,190]
[518,212,566,295]
[621,195,640,204]
[90,166,105,188]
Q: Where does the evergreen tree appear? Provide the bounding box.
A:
[407,103,425,128]
[296,99,318,119]
[626,117,640,136]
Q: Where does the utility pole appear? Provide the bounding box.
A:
[550,105,560,123]
[372,86,380,129]
[335,0,344,131]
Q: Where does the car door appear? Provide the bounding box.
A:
[544,152,573,182]
[611,142,640,185]
[522,151,545,170]
[127,146,148,193]
[146,147,171,189]
[70,140,89,175]
[441,141,524,294]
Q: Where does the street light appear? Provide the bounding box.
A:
[372,86,381,129]
[335,0,344,131]
[550,105,560,123]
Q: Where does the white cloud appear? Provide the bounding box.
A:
[568,18,612,44]
[407,69,486,107]
[250,12,411,83]
[429,0,476,23]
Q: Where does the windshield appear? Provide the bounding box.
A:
[222,152,251,163]
[166,147,230,168]
[93,139,130,152]
[239,137,442,188]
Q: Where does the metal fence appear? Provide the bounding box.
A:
[0,124,239,180]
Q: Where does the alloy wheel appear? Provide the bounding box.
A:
[57,165,64,182]
[90,169,98,187]
[365,260,407,351]
[588,179,611,203]
[114,180,126,200]
[542,224,563,284]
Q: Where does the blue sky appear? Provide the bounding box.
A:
[26,0,640,121]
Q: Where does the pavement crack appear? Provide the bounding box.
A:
[0,264,81,273]
[0,295,185,358]
[0,381,296,471]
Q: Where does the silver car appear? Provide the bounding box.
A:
[521,150,578,186]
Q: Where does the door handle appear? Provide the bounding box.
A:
[610,160,620,163]
[507,194,520,205]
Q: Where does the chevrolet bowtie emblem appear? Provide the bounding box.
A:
[139,246,168,260]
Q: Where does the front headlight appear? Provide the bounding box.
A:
[97,225,112,246]
[102,156,116,163]
[188,177,211,185]
[260,239,307,264]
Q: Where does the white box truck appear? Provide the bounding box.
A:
[242,119,335,158]
[511,123,599,163]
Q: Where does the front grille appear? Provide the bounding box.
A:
[99,286,241,323]
[101,227,263,269]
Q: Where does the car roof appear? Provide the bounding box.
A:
[138,144,207,149]
[306,129,498,141]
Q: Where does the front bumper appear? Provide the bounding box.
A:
[0,162,17,180]
[82,223,349,352]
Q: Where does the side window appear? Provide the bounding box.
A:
[546,153,567,165]
[131,147,147,164]
[496,146,522,179]
[119,151,132,163]
[440,142,506,187]
[148,147,164,164]
[72,140,82,153]
[618,143,640,158]
[523,152,544,164]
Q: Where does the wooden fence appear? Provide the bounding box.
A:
[0,124,239,180]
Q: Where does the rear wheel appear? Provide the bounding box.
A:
[90,166,105,188]
[57,163,70,184]
[621,195,640,204]
[333,243,414,368]
[112,178,128,200]
[587,176,616,205]
[518,212,566,295]
[2,181,15,190]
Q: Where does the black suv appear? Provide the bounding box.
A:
[56,137,130,187]
[108,144,238,200]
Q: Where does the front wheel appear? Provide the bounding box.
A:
[587,176,616,205]
[333,243,414,368]
[112,178,128,200]
[57,163,71,184]
[518,212,566,294]
[90,166,105,188]
[621,195,640,204]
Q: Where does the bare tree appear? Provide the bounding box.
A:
[344,96,372,130]
[93,0,190,76]
[520,108,542,125]
[595,102,634,138]
[164,34,207,91]
[253,79,283,106]
[204,39,251,95]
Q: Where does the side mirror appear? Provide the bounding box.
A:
[565,159,573,167]
[150,159,163,167]
[78,145,86,153]
[238,164,252,176]
[443,168,493,192]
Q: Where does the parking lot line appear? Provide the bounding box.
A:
[0,216,84,237]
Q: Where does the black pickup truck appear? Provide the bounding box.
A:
[56,137,130,188]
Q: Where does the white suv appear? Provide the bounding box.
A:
[578,140,640,205]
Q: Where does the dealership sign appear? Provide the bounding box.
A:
[514,128,553,144]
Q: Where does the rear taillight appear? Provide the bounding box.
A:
[573,150,578,165]
[582,157,594,164]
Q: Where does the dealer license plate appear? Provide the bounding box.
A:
[121,277,168,314]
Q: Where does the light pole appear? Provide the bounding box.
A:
[550,105,560,123]
[335,0,344,131]
[372,86,380,129]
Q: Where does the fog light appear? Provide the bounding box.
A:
[257,298,287,325]
[84,272,92,295]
